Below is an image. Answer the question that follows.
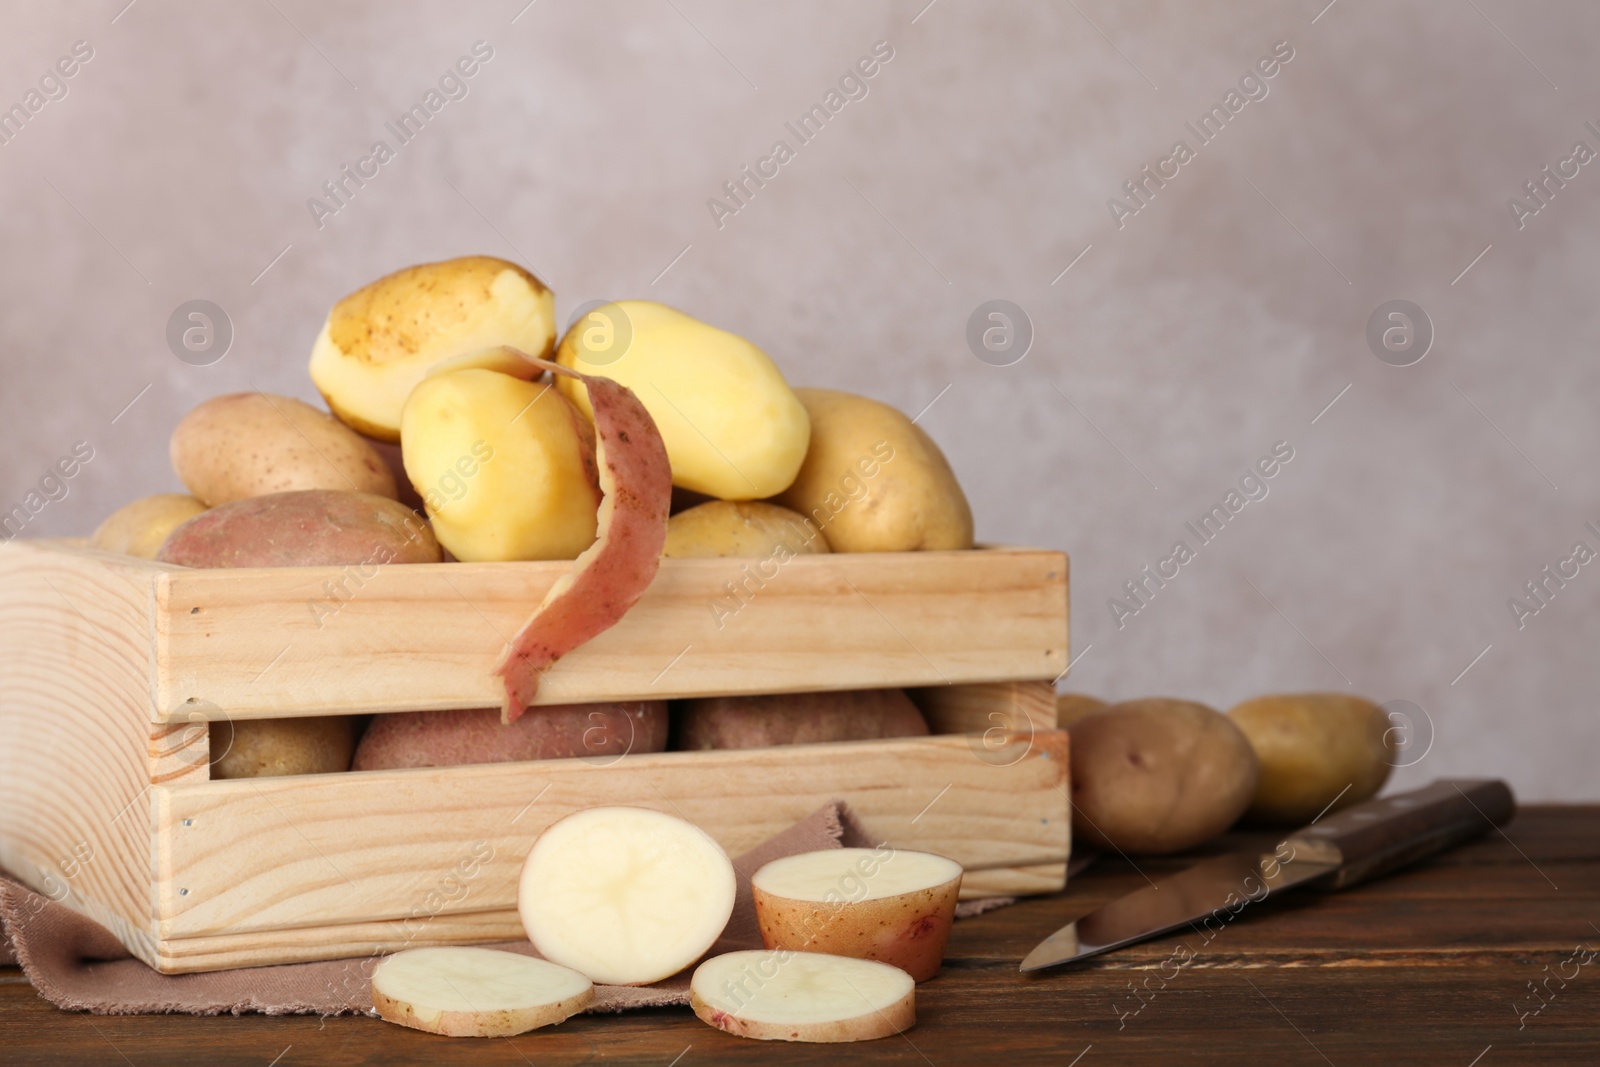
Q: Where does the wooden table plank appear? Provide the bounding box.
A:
[3,806,1597,1066]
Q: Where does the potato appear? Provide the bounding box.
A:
[308,255,556,442]
[519,806,737,985]
[372,947,593,1038]
[157,490,441,569]
[401,369,600,562]
[773,389,973,553]
[90,494,207,558]
[676,689,928,750]
[352,702,668,770]
[211,716,357,779]
[691,951,915,1043]
[1055,693,1108,726]
[663,501,828,559]
[554,301,810,500]
[1228,692,1394,825]
[169,393,396,507]
[752,847,962,982]
[1069,698,1258,855]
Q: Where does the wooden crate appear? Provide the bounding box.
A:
[0,539,1070,974]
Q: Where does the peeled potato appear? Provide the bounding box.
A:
[351,702,668,770]
[752,847,962,981]
[664,500,828,559]
[309,255,555,442]
[371,947,593,1038]
[691,950,915,1043]
[1228,692,1394,825]
[90,494,207,558]
[519,806,736,986]
[774,389,973,552]
[401,368,600,562]
[156,490,440,568]
[170,393,397,507]
[554,301,810,500]
[1069,698,1259,855]
[211,716,357,779]
[676,689,928,750]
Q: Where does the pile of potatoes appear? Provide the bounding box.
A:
[85,255,977,779]
[1062,690,1399,854]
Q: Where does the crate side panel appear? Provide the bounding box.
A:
[155,732,1069,943]
[0,541,165,963]
[154,550,1069,720]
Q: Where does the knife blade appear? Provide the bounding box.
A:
[1020,778,1515,972]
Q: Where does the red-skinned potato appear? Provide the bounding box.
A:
[352,702,667,771]
[752,847,962,982]
[157,490,440,569]
[676,689,928,750]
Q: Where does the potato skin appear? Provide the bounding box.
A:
[1228,692,1394,825]
[754,876,960,982]
[157,490,440,568]
[1069,698,1259,855]
[675,689,927,750]
[400,369,601,562]
[663,501,828,559]
[90,494,207,558]
[555,300,811,500]
[211,716,357,779]
[1055,693,1108,727]
[170,393,396,507]
[352,702,668,770]
[774,389,973,553]
[309,256,556,442]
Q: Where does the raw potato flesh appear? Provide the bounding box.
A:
[370,946,593,1038]
[690,950,915,1042]
[752,848,962,981]
[518,806,736,986]
[494,355,672,723]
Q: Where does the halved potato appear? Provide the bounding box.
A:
[751,847,962,981]
[309,256,555,442]
[690,950,915,1042]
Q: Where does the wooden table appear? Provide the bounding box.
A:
[4,806,1596,1065]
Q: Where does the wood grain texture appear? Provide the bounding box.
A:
[0,541,160,962]
[911,679,1059,735]
[150,732,1070,970]
[151,546,1068,720]
[5,807,1595,1066]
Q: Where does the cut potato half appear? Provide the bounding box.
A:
[690,950,915,1042]
[752,848,962,981]
[518,806,736,985]
[370,946,593,1038]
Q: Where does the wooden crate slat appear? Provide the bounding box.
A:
[152,548,1068,720]
[153,732,1069,952]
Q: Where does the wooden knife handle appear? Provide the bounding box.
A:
[1281,779,1515,891]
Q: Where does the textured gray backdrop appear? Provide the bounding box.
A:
[1,1,1595,799]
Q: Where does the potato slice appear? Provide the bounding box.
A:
[752,848,962,981]
[370,946,593,1038]
[518,806,736,986]
[690,950,915,1042]
[493,356,671,722]
[309,256,555,442]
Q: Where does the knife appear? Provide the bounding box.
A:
[1020,778,1515,972]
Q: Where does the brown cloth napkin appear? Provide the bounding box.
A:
[0,800,1012,1017]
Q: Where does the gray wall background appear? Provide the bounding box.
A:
[2,1,1595,799]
